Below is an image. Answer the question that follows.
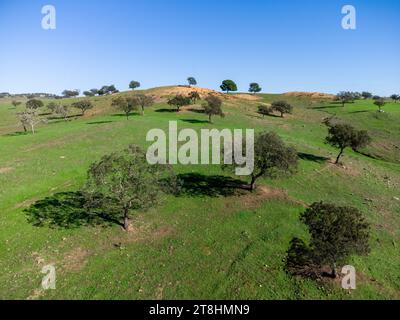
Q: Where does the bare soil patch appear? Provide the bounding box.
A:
[0,167,13,174]
[283,92,334,100]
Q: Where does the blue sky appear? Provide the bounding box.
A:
[0,0,399,95]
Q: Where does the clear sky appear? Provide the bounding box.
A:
[0,0,399,95]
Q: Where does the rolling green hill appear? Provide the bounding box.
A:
[0,87,399,299]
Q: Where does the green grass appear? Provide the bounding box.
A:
[0,90,399,299]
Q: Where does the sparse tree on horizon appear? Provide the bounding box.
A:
[83,91,95,97]
[249,83,262,94]
[62,90,80,98]
[220,80,238,94]
[90,89,99,96]
[390,94,399,103]
[187,77,197,87]
[362,91,373,99]
[129,81,141,90]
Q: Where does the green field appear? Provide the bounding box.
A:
[0,88,399,300]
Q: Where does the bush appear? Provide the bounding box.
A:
[285,202,370,278]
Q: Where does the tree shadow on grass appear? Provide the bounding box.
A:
[47,114,81,121]
[348,110,370,114]
[258,112,281,118]
[312,105,340,110]
[187,108,205,114]
[110,113,141,118]
[298,152,329,163]
[3,131,28,137]
[87,120,113,125]
[181,119,209,124]
[176,173,247,197]
[25,192,122,229]
[155,108,177,113]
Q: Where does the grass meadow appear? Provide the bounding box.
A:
[0,89,399,299]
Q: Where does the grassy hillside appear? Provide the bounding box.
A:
[0,88,399,299]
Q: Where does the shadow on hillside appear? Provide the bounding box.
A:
[298,152,329,163]
[155,108,177,113]
[47,114,81,120]
[187,108,205,114]
[348,110,370,114]
[3,131,28,137]
[25,192,122,229]
[312,105,339,110]
[257,112,281,118]
[87,120,113,125]
[181,119,209,124]
[111,113,140,118]
[177,173,247,197]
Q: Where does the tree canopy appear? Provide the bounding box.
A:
[130,94,154,115]
[220,80,238,94]
[72,99,94,115]
[111,96,139,119]
[249,83,262,94]
[26,99,44,110]
[226,131,298,191]
[62,90,80,98]
[325,123,371,164]
[285,202,370,278]
[129,81,141,90]
[167,95,191,112]
[374,98,386,112]
[203,95,224,123]
[83,145,177,231]
[271,101,293,117]
[187,77,197,87]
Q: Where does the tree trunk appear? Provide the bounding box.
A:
[31,124,35,134]
[335,148,344,164]
[126,113,129,120]
[141,107,145,116]
[123,208,129,231]
[331,263,337,278]
[23,125,27,132]
[209,114,212,123]
[249,175,257,192]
